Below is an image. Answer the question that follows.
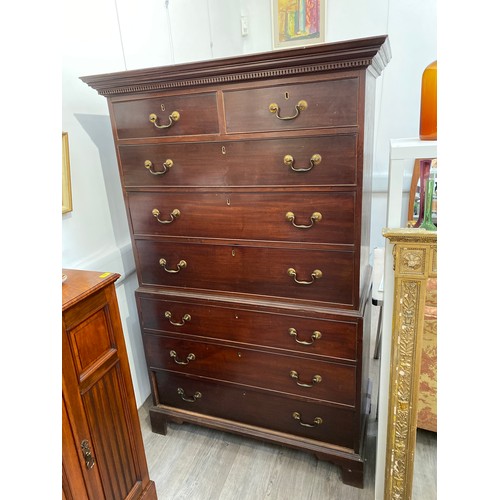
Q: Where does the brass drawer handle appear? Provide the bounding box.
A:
[149,111,180,129]
[144,159,173,175]
[80,440,95,470]
[287,268,323,285]
[292,412,323,428]
[152,208,180,224]
[170,350,196,365]
[269,100,307,120]
[289,328,321,345]
[283,154,321,172]
[159,258,187,273]
[164,311,191,326]
[177,388,202,402]
[289,370,322,387]
[286,211,322,229]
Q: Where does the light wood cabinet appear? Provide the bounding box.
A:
[62,269,156,499]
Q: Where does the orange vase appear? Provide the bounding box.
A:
[419,61,437,141]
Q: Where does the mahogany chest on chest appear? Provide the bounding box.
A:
[82,35,390,488]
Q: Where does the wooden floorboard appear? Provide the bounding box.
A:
[138,304,437,500]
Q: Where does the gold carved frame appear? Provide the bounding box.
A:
[62,132,73,214]
[382,228,437,499]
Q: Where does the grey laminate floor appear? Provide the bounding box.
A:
[138,304,437,500]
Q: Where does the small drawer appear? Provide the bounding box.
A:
[144,334,356,406]
[112,92,219,140]
[128,191,356,245]
[154,371,356,448]
[224,78,359,134]
[118,134,358,187]
[135,240,356,306]
[138,295,359,362]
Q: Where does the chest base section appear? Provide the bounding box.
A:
[148,400,366,489]
[140,287,371,489]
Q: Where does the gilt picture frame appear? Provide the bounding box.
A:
[272,0,326,49]
[62,132,73,214]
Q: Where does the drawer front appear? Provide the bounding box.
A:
[138,296,358,362]
[118,135,358,187]
[224,79,359,134]
[135,240,355,306]
[128,191,356,245]
[144,334,356,406]
[112,93,219,139]
[154,371,356,448]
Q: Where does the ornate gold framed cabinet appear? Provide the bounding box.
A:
[382,228,437,499]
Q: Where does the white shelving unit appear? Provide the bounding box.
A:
[374,138,437,499]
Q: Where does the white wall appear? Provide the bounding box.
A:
[62,0,437,408]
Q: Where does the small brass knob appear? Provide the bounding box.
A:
[311,154,322,165]
[269,102,279,113]
[296,100,308,111]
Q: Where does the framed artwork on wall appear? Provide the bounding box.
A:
[62,131,73,214]
[272,0,326,49]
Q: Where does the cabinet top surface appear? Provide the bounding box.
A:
[382,228,437,244]
[81,35,390,96]
[62,269,120,311]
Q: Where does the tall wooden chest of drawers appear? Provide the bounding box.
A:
[82,35,391,488]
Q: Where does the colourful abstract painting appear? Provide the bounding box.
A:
[273,0,325,49]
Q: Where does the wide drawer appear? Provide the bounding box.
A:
[138,295,358,362]
[135,240,355,306]
[128,191,356,245]
[118,135,358,187]
[223,78,359,134]
[144,334,356,406]
[112,92,219,139]
[153,370,356,449]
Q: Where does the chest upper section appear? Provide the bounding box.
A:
[82,36,390,142]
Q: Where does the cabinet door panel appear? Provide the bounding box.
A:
[82,365,139,499]
[62,397,99,500]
